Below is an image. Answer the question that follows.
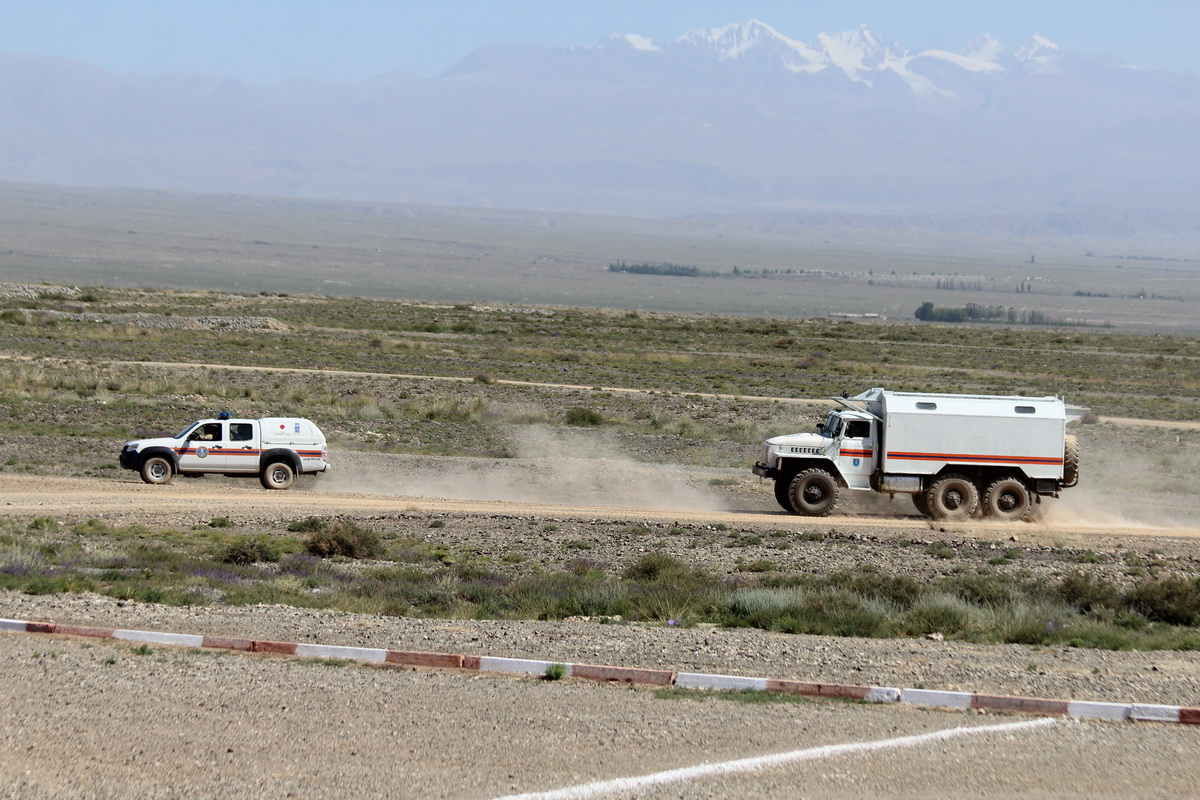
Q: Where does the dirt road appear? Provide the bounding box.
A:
[4,472,1198,541]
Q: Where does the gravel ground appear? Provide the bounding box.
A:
[12,629,1197,800]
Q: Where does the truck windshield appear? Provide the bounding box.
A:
[822,413,842,438]
[173,422,200,440]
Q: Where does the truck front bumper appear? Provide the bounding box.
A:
[752,462,776,479]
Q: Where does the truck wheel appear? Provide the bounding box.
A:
[926,474,978,520]
[774,478,797,512]
[140,456,174,485]
[982,477,1032,521]
[1063,435,1080,487]
[911,492,931,517]
[260,461,295,490]
[788,469,839,516]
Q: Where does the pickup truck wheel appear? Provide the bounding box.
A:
[140,456,175,485]
[788,468,838,516]
[983,477,1032,521]
[927,474,978,520]
[773,478,797,512]
[260,461,295,490]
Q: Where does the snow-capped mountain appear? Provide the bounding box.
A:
[1,21,1197,232]
[609,20,1058,95]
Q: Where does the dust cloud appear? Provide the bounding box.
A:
[314,426,732,513]
[1040,427,1199,530]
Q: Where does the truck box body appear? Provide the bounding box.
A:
[865,390,1068,481]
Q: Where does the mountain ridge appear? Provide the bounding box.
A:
[1,21,1197,240]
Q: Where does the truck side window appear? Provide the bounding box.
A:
[230,423,253,441]
[846,421,870,439]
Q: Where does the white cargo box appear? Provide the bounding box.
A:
[864,390,1068,480]
[259,417,324,446]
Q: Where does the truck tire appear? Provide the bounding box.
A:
[982,477,1032,521]
[773,478,796,512]
[911,492,931,517]
[140,456,175,485]
[260,461,295,490]
[1063,435,1080,487]
[788,468,839,516]
[926,474,978,520]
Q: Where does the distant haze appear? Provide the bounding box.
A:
[2,19,1199,244]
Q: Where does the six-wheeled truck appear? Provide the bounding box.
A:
[120,413,329,490]
[753,388,1085,521]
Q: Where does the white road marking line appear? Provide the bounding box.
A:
[490,717,1057,800]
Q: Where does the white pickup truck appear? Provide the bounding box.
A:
[120,413,329,490]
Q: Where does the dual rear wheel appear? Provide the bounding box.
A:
[917,474,1033,521]
[776,469,1034,522]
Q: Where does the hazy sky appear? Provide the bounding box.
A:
[4,1,1196,83]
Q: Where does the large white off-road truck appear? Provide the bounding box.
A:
[120,413,329,490]
[752,388,1085,521]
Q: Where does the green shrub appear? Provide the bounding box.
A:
[1124,576,1200,626]
[221,536,281,565]
[622,551,688,582]
[287,516,327,533]
[304,521,384,560]
[902,593,978,636]
[1057,570,1119,614]
[565,407,605,426]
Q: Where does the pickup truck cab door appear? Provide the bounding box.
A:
[223,420,261,473]
[177,421,227,471]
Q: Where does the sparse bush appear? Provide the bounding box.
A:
[1057,570,1119,614]
[902,593,978,637]
[565,406,605,426]
[221,536,282,565]
[622,551,688,582]
[1124,576,1200,626]
[304,521,384,560]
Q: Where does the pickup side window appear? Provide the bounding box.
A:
[191,423,222,441]
[230,423,254,441]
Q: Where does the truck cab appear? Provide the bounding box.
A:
[753,406,877,516]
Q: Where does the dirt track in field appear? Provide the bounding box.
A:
[4,471,1200,543]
